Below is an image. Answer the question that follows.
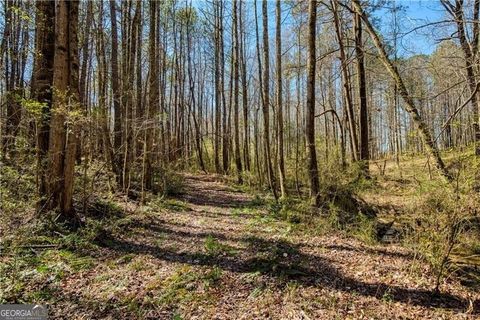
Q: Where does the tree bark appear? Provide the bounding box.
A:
[213,1,221,173]
[145,0,159,190]
[332,0,359,162]
[354,10,369,170]
[262,0,277,199]
[76,0,93,164]
[239,0,250,172]
[306,0,321,205]
[220,1,229,173]
[233,0,243,183]
[276,0,286,198]
[109,0,122,183]
[48,0,80,216]
[33,0,55,211]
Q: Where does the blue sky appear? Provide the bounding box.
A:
[377,0,446,56]
[193,0,448,57]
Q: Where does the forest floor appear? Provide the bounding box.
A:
[2,171,478,319]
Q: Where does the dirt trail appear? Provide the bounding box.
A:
[53,175,479,319]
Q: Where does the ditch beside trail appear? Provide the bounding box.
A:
[53,174,479,319]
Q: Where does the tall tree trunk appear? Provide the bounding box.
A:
[121,1,140,190]
[76,0,93,164]
[95,0,115,176]
[218,1,228,173]
[48,0,80,216]
[354,10,369,171]
[145,0,158,191]
[2,0,22,159]
[254,0,265,184]
[233,0,242,183]
[306,0,321,206]
[276,0,286,198]
[213,1,221,173]
[262,0,277,199]
[109,0,122,183]
[239,0,250,172]
[135,2,143,159]
[332,0,359,162]
[33,0,55,211]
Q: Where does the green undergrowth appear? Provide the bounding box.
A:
[234,160,380,244]
[366,148,480,290]
[149,197,191,212]
[204,235,239,257]
[0,246,95,303]
[0,163,131,303]
[401,182,480,291]
[223,158,380,242]
[141,265,222,315]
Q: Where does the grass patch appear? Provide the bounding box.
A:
[150,198,191,212]
[147,265,222,307]
[246,195,266,208]
[0,248,95,303]
[204,235,238,257]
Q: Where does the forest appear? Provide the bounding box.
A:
[0,0,480,318]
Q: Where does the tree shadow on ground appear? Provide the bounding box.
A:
[313,243,414,260]
[179,191,257,209]
[179,177,260,209]
[97,221,480,314]
[181,208,255,220]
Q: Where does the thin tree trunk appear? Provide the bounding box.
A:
[332,0,359,162]
[95,0,115,176]
[239,0,250,172]
[262,0,278,199]
[109,0,122,183]
[354,10,369,171]
[213,0,221,173]
[220,1,228,173]
[76,0,93,164]
[254,0,265,184]
[232,0,243,183]
[275,0,286,198]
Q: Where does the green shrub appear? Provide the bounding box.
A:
[404,184,474,291]
[349,213,377,245]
